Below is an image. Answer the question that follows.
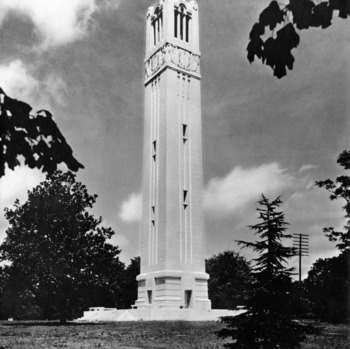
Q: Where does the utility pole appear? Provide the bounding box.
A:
[292,233,309,282]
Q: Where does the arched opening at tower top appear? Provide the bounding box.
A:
[174,4,191,43]
[152,6,163,46]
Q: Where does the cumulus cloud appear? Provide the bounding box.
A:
[0,0,121,49]
[0,166,45,242]
[204,163,308,216]
[0,60,39,102]
[119,163,319,224]
[119,192,142,223]
[0,166,45,209]
[0,59,66,108]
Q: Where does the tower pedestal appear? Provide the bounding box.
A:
[134,271,211,311]
[77,307,245,322]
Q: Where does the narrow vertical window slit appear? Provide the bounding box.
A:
[186,17,189,42]
[182,124,187,137]
[180,13,183,40]
[183,190,188,203]
[157,18,160,43]
[174,11,178,38]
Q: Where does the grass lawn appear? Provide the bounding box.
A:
[0,320,348,348]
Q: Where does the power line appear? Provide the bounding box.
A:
[292,233,309,282]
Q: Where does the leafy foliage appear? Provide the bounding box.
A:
[0,87,83,177]
[0,265,42,320]
[247,0,350,78]
[118,257,140,309]
[0,171,124,323]
[206,251,253,310]
[304,250,350,323]
[316,150,350,251]
[217,195,315,348]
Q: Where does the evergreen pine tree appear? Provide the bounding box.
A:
[217,195,314,348]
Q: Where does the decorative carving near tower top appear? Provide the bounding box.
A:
[134,0,211,313]
[145,43,200,79]
[144,0,201,84]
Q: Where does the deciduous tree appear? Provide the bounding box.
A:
[304,251,350,323]
[305,150,350,323]
[0,170,124,324]
[316,150,350,251]
[0,265,42,320]
[206,251,253,310]
[248,0,350,78]
[0,87,83,177]
[119,257,140,309]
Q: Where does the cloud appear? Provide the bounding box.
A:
[204,163,307,216]
[299,164,318,175]
[0,59,66,108]
[203,163,344,279]
[109,233,130,250]
[0,0,121,49]
[119,192,142,223]
[0,166,45,242]
[0,166,45,209]
[100,219,130,250]
[286,188,345,234]
[119,163,317,222]
[42,75,68,106]
[0,60,39,102]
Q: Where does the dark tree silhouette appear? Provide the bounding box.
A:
[0,171,124,324]
[217,195,314,348]
[0,87,83,177]
[206,251,253,310]
[119,257,140,309]
[248,0,350,78]
[0,265,42,320]
[316,150,350,251]
[304,250,350,323]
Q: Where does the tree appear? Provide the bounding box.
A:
[119,257,140,309]
[304,150,350,323]
[0,170,124,324]
[206,251,253,310]
[248,0,350,78]
[0,87,83,178]
[316,150,350,251]
[0,265,42,320]
[304,250,350,323]
[217,195,314,348]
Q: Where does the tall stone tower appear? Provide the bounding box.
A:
[135,0,211,312]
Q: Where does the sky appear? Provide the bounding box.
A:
[0,0,349,279]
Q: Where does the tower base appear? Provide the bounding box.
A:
[76,307,245,322]
[134,270,211,311]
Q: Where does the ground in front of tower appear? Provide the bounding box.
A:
[0,320,348,348]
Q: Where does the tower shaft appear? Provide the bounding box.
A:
[135,0,210,311]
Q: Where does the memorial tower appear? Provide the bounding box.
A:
[135,0,211,312]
